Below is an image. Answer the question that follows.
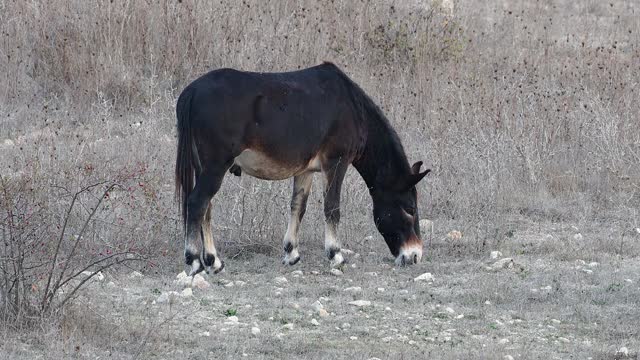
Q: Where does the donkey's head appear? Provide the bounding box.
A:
[371,161,430,266]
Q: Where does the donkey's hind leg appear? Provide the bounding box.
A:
[185,168,226,276]
[202,204,224,274]
[322,158,349,268]
[282,172,314,265]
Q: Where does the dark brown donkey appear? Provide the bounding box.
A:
[176,62,429,275]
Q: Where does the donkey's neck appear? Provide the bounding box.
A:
[353,120,412,192]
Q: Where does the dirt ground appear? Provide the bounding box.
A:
[4,221,638,359]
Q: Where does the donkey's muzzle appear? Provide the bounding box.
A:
[395,236,423,266]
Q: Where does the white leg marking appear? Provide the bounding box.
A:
[283,173,312,265]
[325,222,344,268]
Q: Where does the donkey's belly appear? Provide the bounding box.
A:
[233,149,320,180]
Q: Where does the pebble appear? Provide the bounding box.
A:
[251,327,261,335]
[227,316,239,323]
[349,336,358,340]
[385,307,391,311]
[490,251,503,259]
[349,300,371,307]
[504,356,514,360]
[193,275,211,289]
[445,307,455,314]
[282,323,294,330]
[573,233,583,241]
[318,309,329,317]
[199,331,210,337]
[498,338,509,344]
[235,280,246,287]
[181,288,193,297]
[224,282,234,288]
[330,269,343,276]
[587,262,599,268]
[310,319,320,326]
[311,300,324,311]
[130,271,144,278]
[342,322,351,329]
[273,276,288,285]
[344,286,362,293]
[414,272,435,282]
[617,347,629,356]
[551,319,561,324]
[558,337,570,343]
[484,300,491,305]
[291,270,303,277]
[377,287,385,292]
[490,258,514,271]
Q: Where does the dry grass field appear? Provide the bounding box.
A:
[1,0,639,359]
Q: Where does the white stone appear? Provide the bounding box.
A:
[385,307,392,311]
[291,270,303,277]
[490,251,503,259]
[176,271,187,280]
[455,314,464,319]
[445,307,455,314]
[330,269,343,276]
[310,319,320,326]
[617,347,629,356]
[199,331,210,337]
[273,276,288,285]
[311,300,324,311]
[251,327,261,335]
[224,282,234,288]
[106,281,116,288]
[130,271,144,278]
[419,219,433,234]
[344,286,362,293]
[587,262,599,268]
[181,288,193,297]
[582,268,593,274]
[342,249,355,256]
[193,274,211,289]
[484,300,491,305]
[318,309,329,317]
[504,356,514,360]
[349,300,371,307]
[558,337,570,343]
[282,323,294,330]
[490,258,514,271]
[573,233,583,241]
[498,338,509,344]
[414,272,435,282]
[377,288,385,292]
[227,316,239,323]
[635,228,640,234]
[551,319,561,324]
[349,336,358,340]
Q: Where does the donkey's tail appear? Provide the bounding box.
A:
[175,88,199,228]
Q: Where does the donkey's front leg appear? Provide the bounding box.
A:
[322,159,349,268]
[282,172,313,265]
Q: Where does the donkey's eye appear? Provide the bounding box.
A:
[405,207,416,216]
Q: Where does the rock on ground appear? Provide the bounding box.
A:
[348,300,371,307]
[414,272,435,282]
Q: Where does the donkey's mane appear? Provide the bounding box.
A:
[322,62,412,182]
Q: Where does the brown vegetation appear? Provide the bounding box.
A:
[0,0,638,357]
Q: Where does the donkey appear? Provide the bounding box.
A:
[175,62,429,275]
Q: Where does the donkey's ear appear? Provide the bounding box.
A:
[411,161,424,174]
[403,168,430,191]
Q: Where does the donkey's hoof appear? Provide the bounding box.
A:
[204,254,225,274]
[329,252,346,268]
[283,249,300,266]
[188,259,204,276]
